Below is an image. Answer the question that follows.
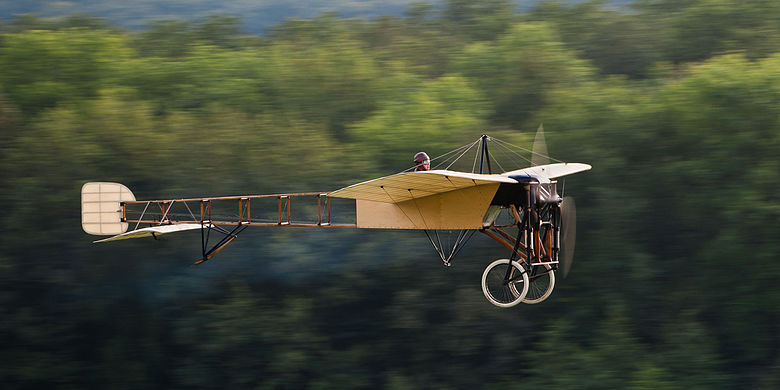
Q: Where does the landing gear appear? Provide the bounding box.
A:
[480,197,562,307]
[522,263,555,304]
[481,259,529,308]
[480,260,556,307]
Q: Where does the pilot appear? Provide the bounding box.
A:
[414,152,430,171]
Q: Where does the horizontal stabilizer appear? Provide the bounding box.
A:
[94,223,208,243]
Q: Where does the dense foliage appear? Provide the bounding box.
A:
[1,1,779,388]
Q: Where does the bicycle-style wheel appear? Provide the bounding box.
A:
[481,259,529,308]
[522,263,555,304]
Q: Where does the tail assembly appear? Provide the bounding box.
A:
[81,182,135,236]
[81,181,240,265]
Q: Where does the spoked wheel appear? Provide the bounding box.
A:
[522,263,555,304]
[481,259,529,308]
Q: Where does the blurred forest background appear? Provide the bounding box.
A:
[1,0,779,388]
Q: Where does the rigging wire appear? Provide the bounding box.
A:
[490,138,534,165]
[430,140,480,171]
[379,186,417,228]
[495,139,531,167]
[408,133,559,175]
[472,141,481,173]
[406,188,453,264]
[158,200,176,224]
[435,144,472,171]
[490,153,507,173]
[444,139,481,170]
[134,201,151,230]
[491,139,533,167]
[402,140,479,173]
[399,132,562,265]
[490,136,564,164]
[181,201,199,221]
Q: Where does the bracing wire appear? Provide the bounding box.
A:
[495,146,524,173]
[391,132,565,265]
[491,139,533,166]
[491,154,507,173]
[490,136,564,164]
[380,186,418,229]
[435,142,476,171]
[403,139,480,173]
[411,133,561,175]
[134,201,151,230]
[158,200,176,224]
[490,139,533,165]
[182,201,198,222]
[472,142,481,173]
[430,142,473,167]
[444,139,481,170]
[407,189,430,231]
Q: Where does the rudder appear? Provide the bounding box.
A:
[81,182,135,235]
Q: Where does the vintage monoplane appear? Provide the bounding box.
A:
[81,131,590,307]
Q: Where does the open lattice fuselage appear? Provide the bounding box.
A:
[119,174,558,231]
[118,179,558,262]
[122,192,353,229]
[84,164,588,268]
[82,159,588,308]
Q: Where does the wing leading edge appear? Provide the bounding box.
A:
[328,170,518,203]
[501,163,591,183]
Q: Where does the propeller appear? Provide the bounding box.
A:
[531,123,550,166]
[559,196,577,278]
[533,123,577,277]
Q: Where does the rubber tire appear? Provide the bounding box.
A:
[481,259,529,308]
[522,263,555,304]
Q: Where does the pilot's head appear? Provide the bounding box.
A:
[414,152,430,171]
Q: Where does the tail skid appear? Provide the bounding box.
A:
[192,223,247,266]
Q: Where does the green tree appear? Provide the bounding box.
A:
[350,74,490,172]
[3,6,780,388]
[443,0,514,42]
[454,22,596,129]
[532,1,665,77]
[636,0,780,63]
[0,29,131,116]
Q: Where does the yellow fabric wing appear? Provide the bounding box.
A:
[329,170,516,230]
[328,170,517,203]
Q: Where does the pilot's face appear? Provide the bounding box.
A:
[416,159,430,171]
